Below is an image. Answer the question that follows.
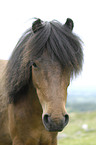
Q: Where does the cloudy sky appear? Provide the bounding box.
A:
[0,0,96,91]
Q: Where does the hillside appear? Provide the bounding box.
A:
[58,88,96,144]
[66,88,96,112]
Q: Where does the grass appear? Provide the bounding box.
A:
[58,111,96,145]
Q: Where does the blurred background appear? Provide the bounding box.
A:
[0,0,96,144]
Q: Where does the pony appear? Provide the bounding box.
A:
[0,18,83,145]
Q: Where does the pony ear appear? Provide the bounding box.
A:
[32,18,44,33]
[64,18,74,30]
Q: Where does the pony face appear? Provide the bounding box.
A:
[32,51,70,131]
[6,18,83,132]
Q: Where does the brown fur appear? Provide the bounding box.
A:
[0,60,11,145]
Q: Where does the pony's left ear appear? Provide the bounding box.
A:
[32,18,44,33]
[64,18,74,31]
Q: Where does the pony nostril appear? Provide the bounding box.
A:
[43,114,50,124]
[64,114,69,126]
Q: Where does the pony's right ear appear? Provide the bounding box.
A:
[32,18,44,33]
[64,18,74,31]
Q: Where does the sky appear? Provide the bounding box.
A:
[0,0,96,91]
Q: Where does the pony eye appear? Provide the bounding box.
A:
[32,62,37,68]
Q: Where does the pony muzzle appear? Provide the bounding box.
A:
[42,113,69,132]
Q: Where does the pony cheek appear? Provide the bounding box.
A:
[36,89,45,108]
[32,73,40,89]
[36,89,48,115]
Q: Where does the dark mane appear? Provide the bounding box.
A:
[5,18,83,103]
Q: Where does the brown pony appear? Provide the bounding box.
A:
[0,18,83,145]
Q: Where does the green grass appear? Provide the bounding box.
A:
[58,111,96,145]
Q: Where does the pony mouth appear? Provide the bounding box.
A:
[43,122,65,132]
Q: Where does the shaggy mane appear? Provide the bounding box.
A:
[5,18,83,103]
